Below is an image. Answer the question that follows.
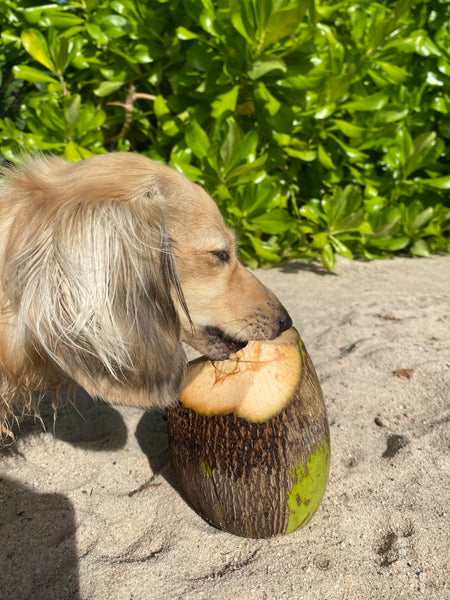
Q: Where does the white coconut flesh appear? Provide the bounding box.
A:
[179,328,302,422]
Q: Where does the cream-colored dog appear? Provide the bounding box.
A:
[0,152,291,438]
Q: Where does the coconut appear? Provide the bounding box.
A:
[166,328,330,538]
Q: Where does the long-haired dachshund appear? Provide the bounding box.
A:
[0,152,291,439]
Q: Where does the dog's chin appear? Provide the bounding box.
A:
[202,326,248,361]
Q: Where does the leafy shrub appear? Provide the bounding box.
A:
[1,0,449,269]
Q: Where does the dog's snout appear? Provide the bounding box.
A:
[278,308,293,335]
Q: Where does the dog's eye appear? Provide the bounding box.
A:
[211,249,230,263]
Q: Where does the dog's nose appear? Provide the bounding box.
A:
[278,308,293,334]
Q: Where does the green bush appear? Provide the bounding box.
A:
[1,0,449,269]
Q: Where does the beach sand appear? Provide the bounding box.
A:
[1,254,449,600]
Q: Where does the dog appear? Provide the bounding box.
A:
[0,152,292,439]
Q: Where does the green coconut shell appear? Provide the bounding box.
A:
[166,331,330,539]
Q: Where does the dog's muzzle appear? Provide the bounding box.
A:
[204,308,292,360]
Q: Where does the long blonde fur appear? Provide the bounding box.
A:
[0,152,291,442]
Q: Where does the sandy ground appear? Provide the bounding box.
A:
[1,254,449,600]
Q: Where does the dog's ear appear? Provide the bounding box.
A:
[2,198,186,408]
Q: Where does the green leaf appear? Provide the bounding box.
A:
[373,216,401,239]
[331,237,353,258]
[86,23,109,45]
[420,175,450,190]
[437,57,450,78]
[134,44,154,64]
[21,29,54,71]
[412,207,434,232]
[162,119,181,137]
[64,94,81,128]
[198,0,220,37]
[262,3,308,47]
[375,108,409,124]
[385,30,442,57]
[185,121,210,160]
[248,57,287,80]
[411,239,430,257]
[248,234,281,262]
[314,105,336,120]
[376,61,410,84]
[76,102,106,134]
[176,26,198,40]
[395,127,413,171]
[318,144,336,170]
[99,15,132,39]
[211,86,239,118]
[369,237,410,251]
[285,146,316,161]
[311,232,328,249]
[299,201,324,225]
[430,96,449,115]
[323,185,363,230]
[219,118,242,172]
[328,134,369,162]
[12,65,58,83]
[321,244,335,271]
[154,95,170,119]
[249,208,292,234]
[93,81,125,97]
[332,120,368,138]
[63,142,85,161]
[228,131,259,170]
[44,29,63,76]
[231,10,254,44]
[342,92,387,112]
[404,132,437,177]
[171,160,203,181]
[255,82,281,116]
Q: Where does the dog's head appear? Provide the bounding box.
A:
[0,152,291,411]
[153,174,292,360]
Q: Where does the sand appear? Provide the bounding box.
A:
[1,254,449,600]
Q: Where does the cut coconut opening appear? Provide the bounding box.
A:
[180,328,302,422]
